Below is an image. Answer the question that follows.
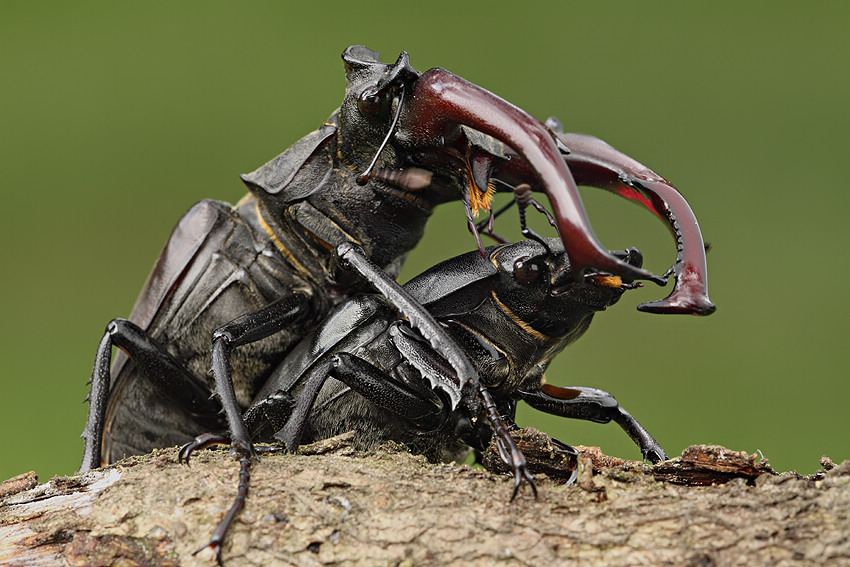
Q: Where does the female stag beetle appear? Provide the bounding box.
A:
[181,235,665,561]
[254,237,665,467]
[80,46,714,480]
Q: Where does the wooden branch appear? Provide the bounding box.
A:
[1,429,848,566]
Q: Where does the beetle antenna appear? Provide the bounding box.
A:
[357,87,406,185]
[486,179,558,250]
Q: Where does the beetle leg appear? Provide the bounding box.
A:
[328,353,444,425]
[512,181,557,230]
[202,293,313,566]
[275,357,334,451]
[519,384,668,463]
[276,352,444,450]
[512,183,552,253]
[335,243,479,411]
[210,291,312,462]
[79,319,221,473]
[478,386,537,500]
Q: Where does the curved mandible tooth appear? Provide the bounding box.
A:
[557,132,715,316]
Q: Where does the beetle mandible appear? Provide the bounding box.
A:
[79,46,714,475]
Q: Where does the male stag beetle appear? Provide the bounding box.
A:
[181,235,665,561]
[80,46,713,480]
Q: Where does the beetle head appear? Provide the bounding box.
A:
[339,46,421,169]
[490,238,641,340]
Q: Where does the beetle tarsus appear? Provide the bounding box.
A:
[192,453,252,566]
[479,386,537,500]
[178,432,232,465]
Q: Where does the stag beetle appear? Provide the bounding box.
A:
[263,237,665,465]
[80,45,714,477]
[181,235,665,561]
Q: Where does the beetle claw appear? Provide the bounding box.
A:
[508,463,538,501]
[191,538,224,565]
[643,447,669,464]
[178,432,232,465]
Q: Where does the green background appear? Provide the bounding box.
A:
[1,2,847,482]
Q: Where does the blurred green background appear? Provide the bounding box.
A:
[1,2,847,482]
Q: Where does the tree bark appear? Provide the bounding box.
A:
[1,429,848,567]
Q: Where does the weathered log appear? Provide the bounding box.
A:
[1,430,848,566]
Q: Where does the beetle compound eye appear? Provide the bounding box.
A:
[357,88,383,117]
[514,256,542,285]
